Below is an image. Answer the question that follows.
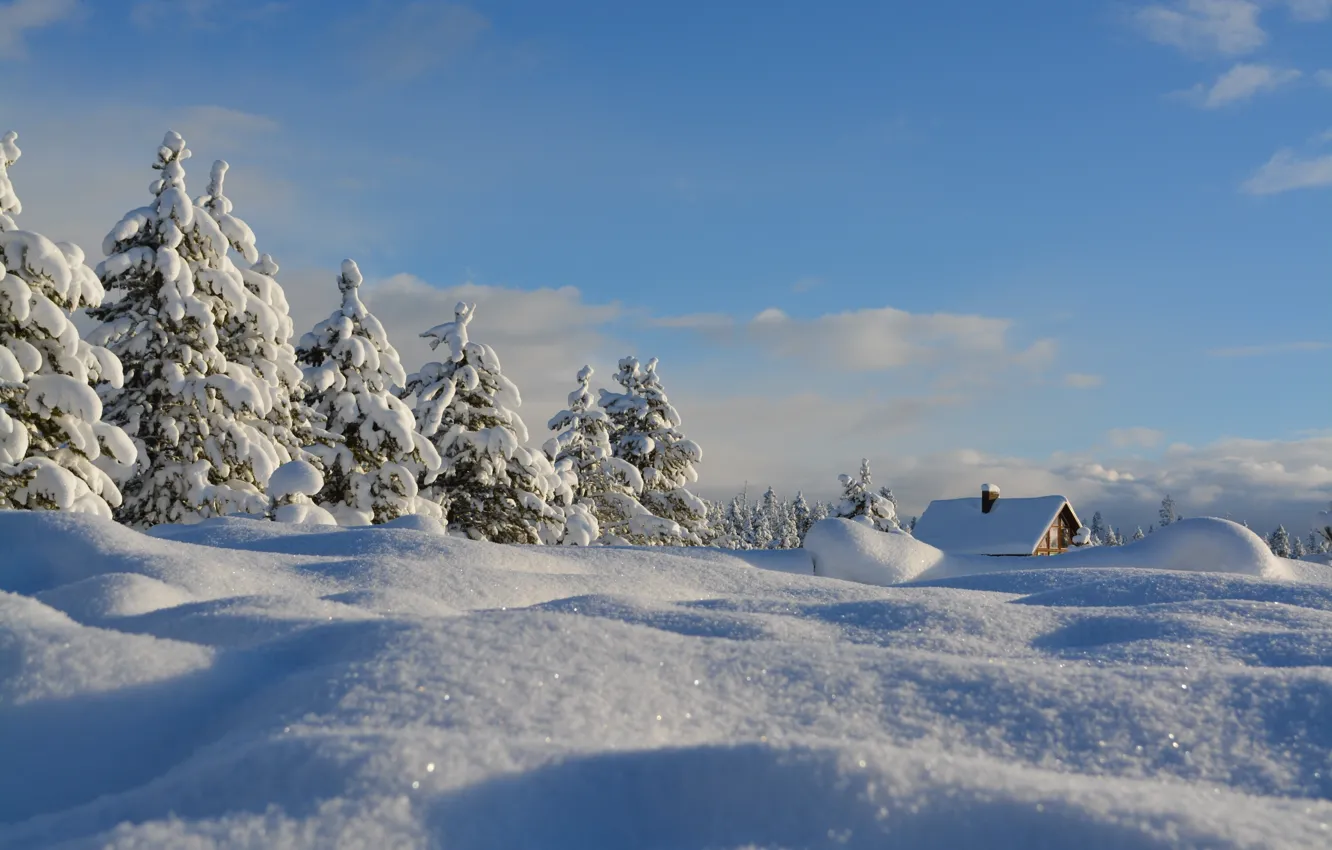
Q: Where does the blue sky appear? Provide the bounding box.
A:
[1,0,1329,531]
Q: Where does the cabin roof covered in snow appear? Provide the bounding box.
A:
[912,495,1077,556]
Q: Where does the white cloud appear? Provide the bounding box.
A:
[1279,0,1332,21]
[1063,373,1104,389]
[879,435,1332,532]
[1316,69,1332,87]
[732,305,1052,374]
[1208,340,1331,356]
[1242,149,1332,193]
[1173,63,1301,107]
[1134,0,1267,56]
[0,0,80,60]
[1108,427,1166,448]
[362,2,490,81]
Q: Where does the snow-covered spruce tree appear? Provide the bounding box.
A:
[834,458,900,531]
[296,260,441,525]
[88,131,289,526]
[196,160,323,466]
[545,364,670,545]
[1159,495,1178,527]
[792,490,813,541]
[1267,525,1292,559]
[1132,526,1145,542]
[404,300,567,543]
[599,356,708,544]
[1089,511,1107,546]
[0,131,137,516]
[1291,535,1307,559]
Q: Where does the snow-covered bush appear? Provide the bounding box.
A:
[267,459,337,526]
[0,130,137,518]
[834,458,900,532]
[296,260,441,525]
[88,132,289,526]
[599,356,708,545]
[404,301,568,544]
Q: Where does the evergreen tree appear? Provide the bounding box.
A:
[545,365,670,545]
[195,161,322,466]
[792,490,813,541]
[1132,526,1145,541]
[753,486,782,548]
[599,356,707,544]
[296,260,441,525]
[775,496,801,549]
[1089,511,1107,545]
[0,131,137,516]
[1291,535,1306,559]
[88,131,281,526]
[1267,525,1292,559]
[1159,495,1178,527]
[834,459,900,531]
[405,301,567,543]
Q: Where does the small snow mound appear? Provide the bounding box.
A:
[274,502,339,526]
[35,573,196,621]
[1063,517,1292,580]
[805,518,946,585]
[378,514,449,535]
[268,460,324,501]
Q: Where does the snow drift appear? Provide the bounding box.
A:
[2,511,1331,848]
[805,516,1299,589]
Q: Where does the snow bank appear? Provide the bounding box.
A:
[805,516,1295,589]
[2,511,1332,848]
[805,518,944,584]
[1051,517,1293,580]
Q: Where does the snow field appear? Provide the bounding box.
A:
[1,511,1332,848]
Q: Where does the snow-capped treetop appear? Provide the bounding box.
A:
[1,131,21,230]
[195,160,259,265]
[301,260,408,394]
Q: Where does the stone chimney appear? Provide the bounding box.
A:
[981,483,1000,514]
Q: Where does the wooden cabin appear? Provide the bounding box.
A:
[911,484,1082,556]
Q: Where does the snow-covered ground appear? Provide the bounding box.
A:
[2,513,1331,849]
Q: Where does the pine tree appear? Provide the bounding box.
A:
[752,486,782,548]
[1291,535,1307,559]
[775,495,801,549]
[834,459,900,531]
[195,160,322,466]
[296,260,441,525]
[0,131,137,516]
[599,356,707,544]
[404,301,567,543]
[1267,525,1292,558]
[88,131,281,526]
[792,490,813,541]
[1159,495,1178,527]
[545,365,666,545]
[1132,526,1145,541]
[1089,511,1107,545]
